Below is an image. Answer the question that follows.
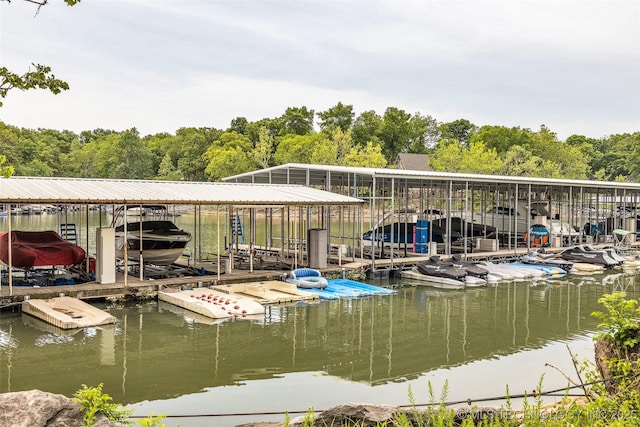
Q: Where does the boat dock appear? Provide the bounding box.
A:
[3,169,640,311]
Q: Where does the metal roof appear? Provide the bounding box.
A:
[0,176,364,206]
[224,163,640,192]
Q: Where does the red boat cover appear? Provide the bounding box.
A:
[0,231,86,268]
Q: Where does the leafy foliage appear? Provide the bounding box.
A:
[0,101,636,181]
[592,293,640,351]
[136,412,167,427]
[72,383,132,426]
[317,102,354,133]
[0,155,14,178]
[0,64,69,107]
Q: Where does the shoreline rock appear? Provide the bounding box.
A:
[0,389,124,427]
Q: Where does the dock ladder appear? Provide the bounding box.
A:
[230,215,245,245]
[60,223,78,244]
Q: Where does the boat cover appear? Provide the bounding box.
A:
[0,230,86,268]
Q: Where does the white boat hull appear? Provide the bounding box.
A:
[115,242,185,265]
[401,268,466,289]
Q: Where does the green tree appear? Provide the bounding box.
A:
[343,141,387,168]
[279,106,315,136]
[327,127,353,165]
[0,155,14,177]
[378,107,413,161]
[528,125,588,179]
[430,140,502,174]
[105,129,155,179]
[405,113,440,152]
[62,137,102,177]
[228,117,249,135]
[628,133,640,181]
[253,126,274,169]
[176,127,221,181]
[351,110,382,148]
[317,102,354,133]
[501,145,558,177]
[429,140,464,172]
[461,141,502,174]
[155,153,182,180]
[143,132,181,178]
[307,128,354,166]
[309,135,337,165]
[273,133,325,164]
[245,117,281,146]
[439,119,477,146]
[203,131,257,181]
[470,125,533,154]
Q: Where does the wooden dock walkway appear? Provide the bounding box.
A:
[2,242,635,308]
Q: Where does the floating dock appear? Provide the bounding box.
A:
[22,296,116,330]
[158,287,265,319]
[303,279,397,300]
[213,280,319,304]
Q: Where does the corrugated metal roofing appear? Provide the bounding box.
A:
[0,176,364,206]
[224,163,640,191]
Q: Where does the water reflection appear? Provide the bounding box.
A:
[1,272,637,407]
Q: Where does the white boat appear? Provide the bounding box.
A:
[499,263,548,278]
[482,201,549,235]
[485,273,504,284]
[464,275,488,287]
[158,288,265,319]
[572,262,605,272]
[401,267,467,289]
[22,296,116,330]
[475,261,520,280]
[112,206,191,265]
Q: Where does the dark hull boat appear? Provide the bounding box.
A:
[402,256,486,288]
[430,217,496,239]
[449,255,489,278]
[416,256,468,280]
[0,230,86,269]
[559,245,621,268]
[362,221,455,245]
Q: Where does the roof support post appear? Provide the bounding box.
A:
[7,204,12,296]
[447,180,452,255]
[370,176,377,272]
[514,183,519,256]
[139,204,144,281]
[389,177,395,266]
[526,185,532,252]
[123,204,128,288]
[464,181,469,257]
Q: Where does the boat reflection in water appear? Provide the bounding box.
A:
[0,272,637,426]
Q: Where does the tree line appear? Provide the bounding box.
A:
[0,102,639,182]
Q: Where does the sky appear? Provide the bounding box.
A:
[0,0,639,141]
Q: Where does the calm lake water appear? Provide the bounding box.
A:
[1,212,639,426]
[1,272,638,426]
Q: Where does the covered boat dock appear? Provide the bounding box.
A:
[0,176,364,301]
[224,163,640,267]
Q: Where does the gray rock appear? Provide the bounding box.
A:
[0,389,125,427]
[288,403,399,427]
[235,403,504,427]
